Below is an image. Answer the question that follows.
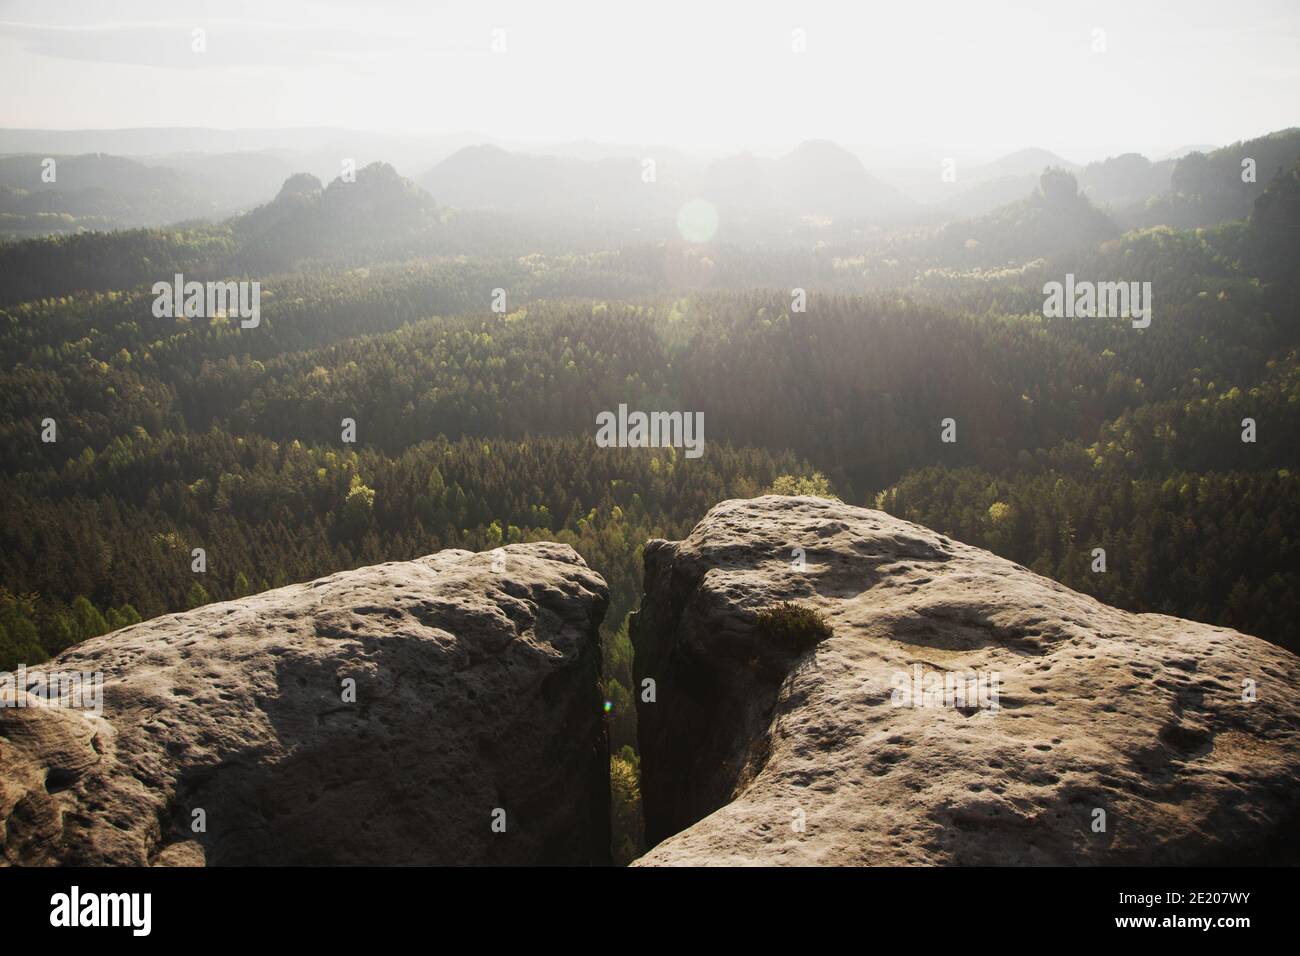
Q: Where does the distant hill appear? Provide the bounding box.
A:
[700,139,918,226]
[422,139,916,231]
[1248,158,1300,287]
[932,174,1043,218]
[1130,128,1300,229]
[1077,152,1174,208]
[969,147,1080,181]
[770,139,917,221]
[929,167,1119,264]
[0,127,486,173]
[422,145,672,221]
[235,162,439,269]
[0,152,179,193]
[880,146,1078,212]
[141,152,297,210]
[4,128,1297,243]
[1159,143,1219,161]
[0,145,444,245]
[0,153,226,237]
[0,161,443,302]
[923,132,1300,227]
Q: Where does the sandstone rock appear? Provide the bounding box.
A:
[1,544,610,865]
[631,496,1300,865]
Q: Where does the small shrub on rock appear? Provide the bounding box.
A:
[754,602,833,653]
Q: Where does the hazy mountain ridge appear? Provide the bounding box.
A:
[884,130,1300,225]
[421,137,917,229]
[219,161,442,271]
[4,126,1298,243]
[1122,127,1300,230]
[0,153,229,236]
[929,167,1120,265]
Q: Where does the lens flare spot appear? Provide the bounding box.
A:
[676,199,719,243]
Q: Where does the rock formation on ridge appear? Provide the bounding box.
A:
[1,544,610,866]
[631,496,1300,865]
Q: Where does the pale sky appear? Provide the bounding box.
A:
[1,0,1297,162]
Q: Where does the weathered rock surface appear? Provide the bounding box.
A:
[1,544,610,866]
[632,496,1300,865]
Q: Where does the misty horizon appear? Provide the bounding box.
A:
[3,0,1299,162]
[0,122,1245,167]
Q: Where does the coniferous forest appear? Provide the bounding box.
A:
[3,144,1299,864]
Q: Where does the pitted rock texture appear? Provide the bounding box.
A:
[631,496,1300,865]
[1,544,610,866]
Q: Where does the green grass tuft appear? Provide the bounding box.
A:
[754,602,833,653]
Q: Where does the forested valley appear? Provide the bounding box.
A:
[2,133,1298,864]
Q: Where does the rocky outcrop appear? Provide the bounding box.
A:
[632,496,1300,865]
[1,544,610,866]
